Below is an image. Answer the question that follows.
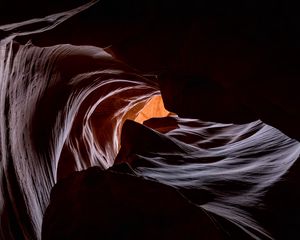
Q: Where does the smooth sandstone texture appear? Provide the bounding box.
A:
[2,2,300,240]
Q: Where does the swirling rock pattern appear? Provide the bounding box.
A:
[1,1,300,240]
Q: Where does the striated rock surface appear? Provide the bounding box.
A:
[1,2,300,240]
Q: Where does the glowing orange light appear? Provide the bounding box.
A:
[135,95,170,124]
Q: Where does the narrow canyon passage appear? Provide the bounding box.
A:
[1,1,300,240]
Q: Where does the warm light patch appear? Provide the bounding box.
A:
[135,95,170,124]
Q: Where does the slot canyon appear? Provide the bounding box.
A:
[1,1,300,239]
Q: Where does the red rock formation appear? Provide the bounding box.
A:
[1,1,300,240]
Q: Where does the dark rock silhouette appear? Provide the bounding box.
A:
[42,166,224,240]
[1,1,300,240]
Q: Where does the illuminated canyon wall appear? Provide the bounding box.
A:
[1,1,300,240]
